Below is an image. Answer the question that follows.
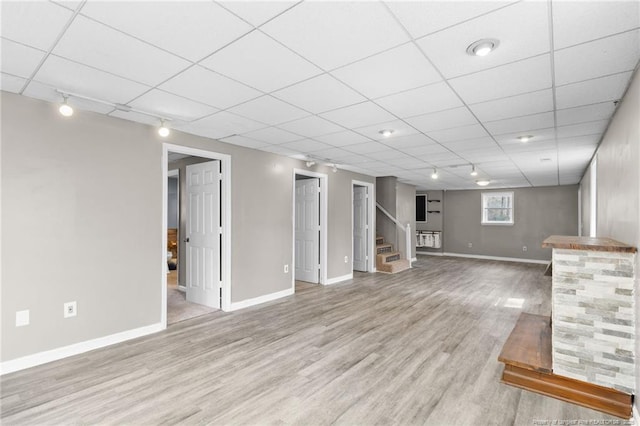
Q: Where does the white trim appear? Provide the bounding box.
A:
[292,169,328,287]
[163,144,232,316]
[167,169,179,178]
[416,251,444,256]
[352,180,376,273]
[481,191,514,225]
[228,288,294,311]
[633,403,639,423]
[411,257,417,262]
[325,273,353,285]
[441,252,549,264]
[577,186,582,237]
[0,322,163,375]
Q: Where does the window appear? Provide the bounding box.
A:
[482,191,514,225]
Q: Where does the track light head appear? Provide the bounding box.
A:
[58,95,74,117]
[332,164,338,173]
[306,161,316,167]
[158,120,170,137]
[470,164,478,176]
[431,168,438,180]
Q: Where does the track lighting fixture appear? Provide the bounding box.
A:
[332,164,338,173]
[58,95,74,117]
[306,161,316,167]
[470,164,478,176]
[431,168,438,179]
[158,120,170,137]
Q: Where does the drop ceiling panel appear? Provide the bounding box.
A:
[201,31,322,93]
[469,89,553,122]
[441,137,498,151]
[261,1,409,70]
[485,112,555,136]
[177,111,267,140]
[345,141,392,155]
[227,95,309,126]
[406,107,479,133]
[24,80,116,115]
[554,30,640,86]
[449,55,552,104]
[109,109,164,126]
[552,1,640,49]
[278,115,344,138]
[219,135,271,150]
[355,120,419,141]
[555,120,608,139]
[320,101,396,129]
[416,1,549,78]
[272,74,365,114]
[0,2,73,50]
[159,65,260,110]
[555,72,633,109]
[1,38,46,79]
[33,55,151,104]
[427,124,489,143]
[240,127,302,145]
[366,150,414,162]
[400,143,452,157]
[381,133,437,150]
[375,82,463,118]
[278,139,333,153]
[129,89,218,122]
[331,43,441,99]
[314,130,371,147]
[80,1,252,62]
[217,1,298,27]
[1,73,26,93]
[556,102,616,127]
[311,147,361,161]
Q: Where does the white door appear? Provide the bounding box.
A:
[353,186,368,272]
[295,178,320,283]
[185,160,221,309]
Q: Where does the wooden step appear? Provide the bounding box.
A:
[498,313,632,419]
[376,236,384,245]
[377,259,410,274]
[376,243,393,254]
[377,251,401,263]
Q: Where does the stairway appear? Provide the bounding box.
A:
[376,236,411,274]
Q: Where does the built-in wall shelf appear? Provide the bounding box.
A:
[428,200,441,203]
[427,210,440,214]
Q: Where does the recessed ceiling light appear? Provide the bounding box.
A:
[158,120,170,137]
[59,95,74,117]
[476,179,491,186]
[431,168,438,179]
[378,129,394,137]
[470,164,478,176]
[466,39,500,57]
[518,135,533,143]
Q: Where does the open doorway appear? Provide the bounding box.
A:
[292,169,328,289]
[162,144,231,328]
[352,180,375,273]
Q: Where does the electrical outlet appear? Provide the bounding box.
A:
[284,264,289,274]
[523,246,528,252]
[64,301,77,318]
[16,310,29,327]
[344,256,348,263]
[468,242,473,248]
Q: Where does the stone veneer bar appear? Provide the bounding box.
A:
[543,236,637,395]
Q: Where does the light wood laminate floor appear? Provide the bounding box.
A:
[1,257,622,425]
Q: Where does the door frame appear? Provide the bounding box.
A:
[167,168,182,289]
[352,180,376,273]
[292,169,328,289]
[162,144,232,329]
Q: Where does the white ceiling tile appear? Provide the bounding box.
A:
[469,89,554,122]
[386,1,512,39]
[556,102,616,127]
[495,127,557,145]
[109,109,166,126]
[314,130,371,147]
[219,135,271,150]
[24,80,116,115]
[320,101,396,128]
[382,133,437,150]
[448,55,552,104]
[259,144,300,156]
[53,16,190,86]
[552,1,640,49]
[555,72,632,109]
[390,158,431,169]
[240,127,302,144]
[1,72,26,93]
[427,124,489,143]
[129,89,218,122]
[80,1,252,62]
[159,65,261,110]
[261,1,409,70]
[278,139,333,153]
[201,31,322,92]
[375,82,463,118]
[218,1,298,27]
[1,38,46,78]
[355,120,419,141]
[416,2,549,78]
[441,137,497,151]
[345,141,392,155]
[227,95,309,126]
[310,147,359,161]
[555,120,608,139]
[554,30,640,86]
[400,143,452,156]
[177,111,267,140]
[278,115,345,138]
[272,74,365,114]
[33,55,150,104]
[485,112,555,136]
[331,43,442,99]
[405,107,478,133]
[1,2,72,50]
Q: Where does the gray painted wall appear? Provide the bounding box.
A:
[580,67,639,410]
[443,185,579,261]
[580,167,591,237]
[416,190,444,232]
[376,176,397,249]
[396,181,416,259]
[0,92,374,363]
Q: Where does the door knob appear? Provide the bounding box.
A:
[184,237,190,243]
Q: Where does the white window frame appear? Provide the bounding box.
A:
[481,191,514,225]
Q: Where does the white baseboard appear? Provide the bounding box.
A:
[325,273,353,285]
[441,252,549,264]
[417,251,444,256]
[411,257,417,263]
[633,403,639,423]
[228,288,294,311]
[0,322,164,376]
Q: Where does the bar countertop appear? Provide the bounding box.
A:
[542,235,637,253]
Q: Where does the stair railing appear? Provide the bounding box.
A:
[375,202,412,268]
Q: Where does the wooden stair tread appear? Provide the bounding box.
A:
[498,313,552,373]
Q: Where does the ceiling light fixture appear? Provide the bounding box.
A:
[466,38,500,57]
[158,120,170,137]
[378,129,394,138]
[518,135,533,143]
[306,161,316,167]
[431,168,438,180]
[470,164,478,176]
[332,164,338,173]
[58,95,74,117]
[476,179,491,186]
